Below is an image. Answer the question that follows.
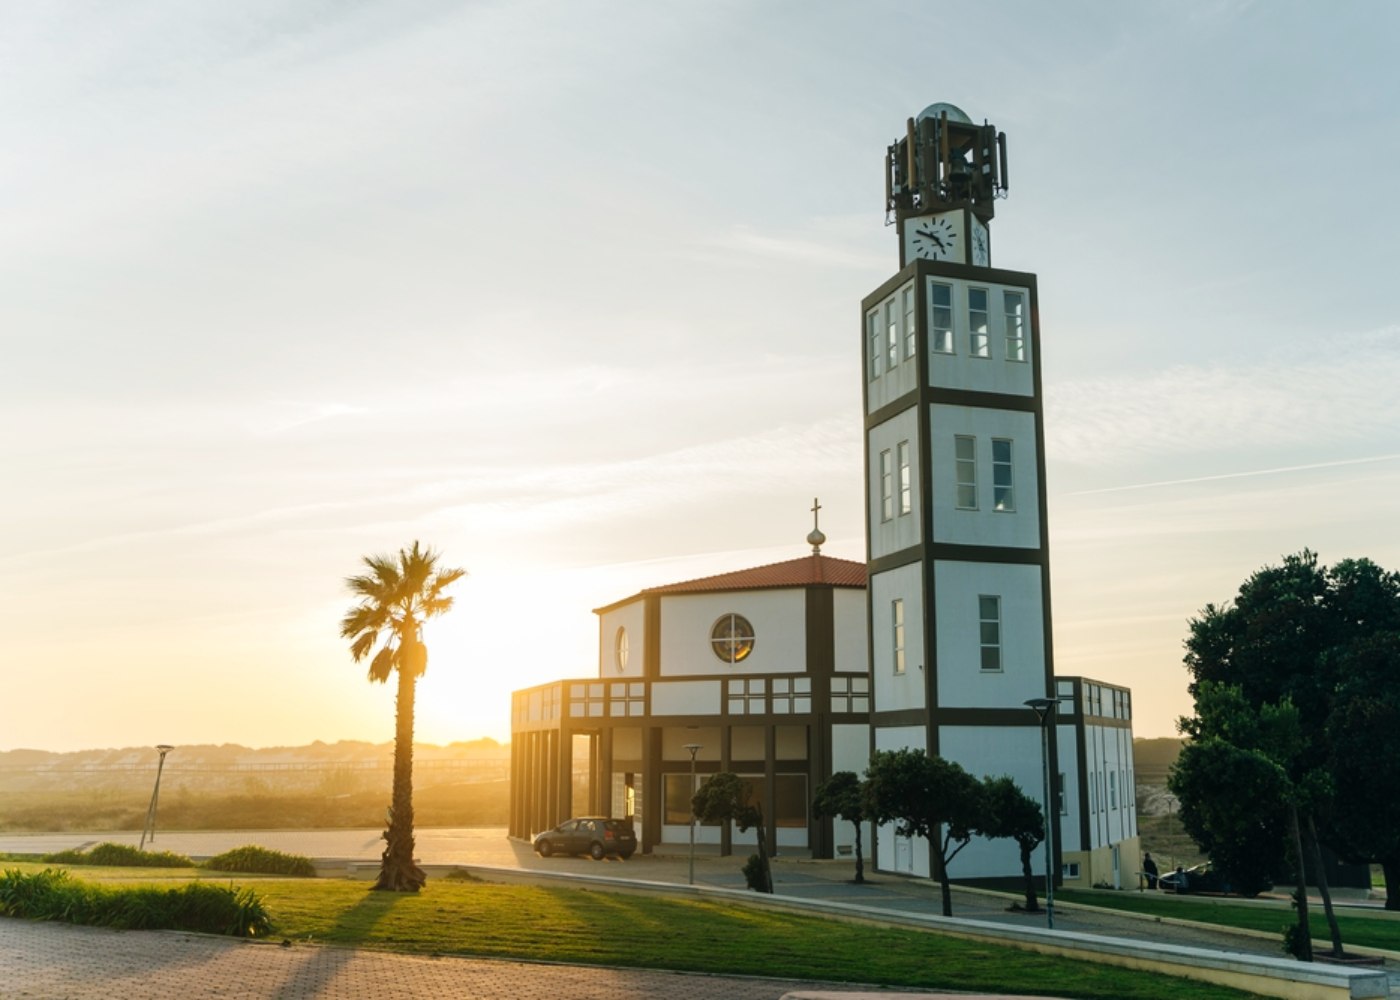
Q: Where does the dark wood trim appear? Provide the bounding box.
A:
[928,542,1046,565]
[929,707,1047,727]
[644,595,661,680]
[870,708,928,729]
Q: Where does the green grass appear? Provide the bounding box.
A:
[0,862,1254,999]
[1056,889,1400,952]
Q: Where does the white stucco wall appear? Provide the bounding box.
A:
[865,279,919,413]
[867,407,922,560]
[870,563,926,712]
[596,599,646,678]
[939,723,1045,878]
[933,560,1046,709]
[925,277,1035,397]
[649,680,720,715]
[659,590,806,676]
[928,404,1041,549]
[832,589,868,674]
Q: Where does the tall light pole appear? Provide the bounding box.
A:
[138,744,175,852]
[1024,698,1064,929]
[683,743,702,885]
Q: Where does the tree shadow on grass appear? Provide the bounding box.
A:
[326,887,414,946]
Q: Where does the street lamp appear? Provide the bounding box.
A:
[683,743,703,885]
[138,745,175,852]
[1024,698,1066,929]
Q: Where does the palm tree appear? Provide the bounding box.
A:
[341,541,465,892]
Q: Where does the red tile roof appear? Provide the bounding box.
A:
[593,554,867,614]
[646,554,867,594]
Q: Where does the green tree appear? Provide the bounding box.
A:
[978,775,1044,913]
[812,770,867,884]
[865,749,984,916]
[692,772,772,893]
[341,541,465,892]
[1325,631,1400,910]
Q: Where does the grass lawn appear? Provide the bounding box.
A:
[0,861,1258,1000]
[1055,889,1400,952]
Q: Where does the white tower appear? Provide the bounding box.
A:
[863,103,1058,880]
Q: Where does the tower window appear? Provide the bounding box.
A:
[902,286,917,360]
[892,598,906,675]
[885,299,899,371]
[897,440,912,516]
[992,438,1014,512]
[711,614,755,663]
[929,282,953,354]
[969,287,990,357]
[955,435,977,509]
[867,311,882,380]
[880,449,893,521]
[978,595,1001,672]
[1004,290,1026,362]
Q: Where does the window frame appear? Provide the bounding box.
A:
[1003,289,1026,363]
[968,286,990,358]
[892,598,906,675]
[928,280,954,354]
[991,437,1015,512]
[978,594,1002,672]
[955,435,977,510]
[897,440,911,516]
[879,448,894,521]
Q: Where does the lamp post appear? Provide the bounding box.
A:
[1024,698,1064,929]
[683,743,702,884]
[138,745,175,852]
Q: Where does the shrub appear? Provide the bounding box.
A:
[43,842,193,868]
[742,854,768,892]
[0,868,271,937]
[203,845,316,877]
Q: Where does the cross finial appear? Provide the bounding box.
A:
[807,497,826,555]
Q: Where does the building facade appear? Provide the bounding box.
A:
[509,548,872,858]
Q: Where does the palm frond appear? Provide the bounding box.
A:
[348,631,378,662]
[367,645,396,684]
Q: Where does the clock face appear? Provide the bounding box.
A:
[971,221,990,266]
[906,213,961,262]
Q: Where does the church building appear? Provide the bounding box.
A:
[510,517,872,859]
[509,102,1140,890]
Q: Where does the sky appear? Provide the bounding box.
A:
[4,0,1399,753]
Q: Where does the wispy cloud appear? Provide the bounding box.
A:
[1067,453,1400,496]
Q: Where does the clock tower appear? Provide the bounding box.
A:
[863,103,1058,881]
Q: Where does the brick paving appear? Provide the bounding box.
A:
[0,918,958,1000]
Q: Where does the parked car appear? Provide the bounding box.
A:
[533,817,637,860]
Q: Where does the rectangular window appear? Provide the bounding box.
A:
[885,299,899,371]
[978,595,1001,671]
[1058,772,1067,815]
[892,598,906,674]
[955,435,977,509]
[897,440,911,516]
[727,678,766,715]
[992,438,1014,512]
[879,449,893,521]
[969,287,989,357]
[1063,862,1081,880]
[929,281,954,353]
[902,286,917,359]
[1109,770,1117,809]
[830,675,870,714]
[1004,290,1026,362]
[1090,770,1098,813]
[867,310,882,380]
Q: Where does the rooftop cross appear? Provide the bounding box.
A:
[807,497,826,555]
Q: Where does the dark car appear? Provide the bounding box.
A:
[533,817,637,860]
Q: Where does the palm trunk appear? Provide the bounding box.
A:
[852,820,865,884]
[1305,814,1345,957]
[1287,804,1313,961]
[375,666,425,892]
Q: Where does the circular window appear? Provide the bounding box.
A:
[614,626,629,672]
[710,614,755,663]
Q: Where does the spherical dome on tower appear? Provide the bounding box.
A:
[917,102,973,125]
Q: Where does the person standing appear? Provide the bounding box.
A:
[1143,851,1159,890]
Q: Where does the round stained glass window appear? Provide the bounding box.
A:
[614,627,629,672]
[710,614,755,663]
